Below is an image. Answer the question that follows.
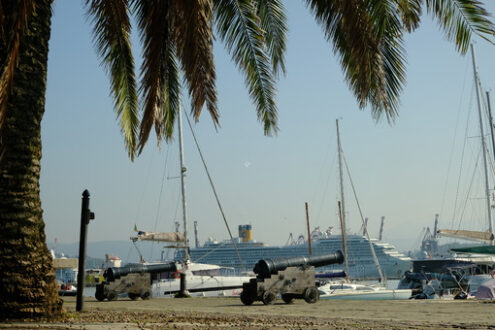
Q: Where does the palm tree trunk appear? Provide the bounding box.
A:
[0,0,63,320]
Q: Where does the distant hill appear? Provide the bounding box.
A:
[47,240,173,265]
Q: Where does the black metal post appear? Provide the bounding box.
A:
[76,190,95,312]
[175,271,190,298]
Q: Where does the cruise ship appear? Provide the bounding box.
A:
[175,225,412,279]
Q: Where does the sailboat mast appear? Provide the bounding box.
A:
[336,119,347,235]
[486,91,495,168]
[178,107,190,259]
[338,201,350,283]
[470,44,494,242]
[336,119,350,280]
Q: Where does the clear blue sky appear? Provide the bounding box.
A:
[41,1,495,257]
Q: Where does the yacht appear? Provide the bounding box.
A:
[150,261,252,297]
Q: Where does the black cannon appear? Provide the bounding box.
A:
[96,262,177,301]
[104,262,177,281]
[240,251,344,305]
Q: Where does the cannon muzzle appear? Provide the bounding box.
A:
[104,262,177,281]
[253,250,344,278]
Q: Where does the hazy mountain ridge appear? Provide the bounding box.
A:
[48,240,171,265]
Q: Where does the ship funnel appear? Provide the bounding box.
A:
[238,225,252,243]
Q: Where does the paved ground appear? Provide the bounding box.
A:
[2,296,495,329]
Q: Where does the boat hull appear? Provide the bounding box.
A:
[320,289,412,300]
[151,275,252,298]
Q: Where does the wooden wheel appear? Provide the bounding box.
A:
[240,290,255,305]
[303,287,319,304]
[262,291,276,305]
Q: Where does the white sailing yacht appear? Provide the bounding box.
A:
[398,44,495,299]
[319,119,411,300]
[130,107,252,298]
[436,44,495,248]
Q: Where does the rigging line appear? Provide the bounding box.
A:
[184,113,247,273]
[456,148,481,231]
[125,244,134,265]
[479,88,495,179]
[311,129,335,223]
[133,149,156,228]
[315,156,338,226]
[171,147,182,233]
[413,227,426,253]
[485,143,495,178]
[342,154,386,283]
[192,241,229,262]
[440,57,471,217]
[132,240,145,263]
[150,147,171,260]
[451,85,475,228]
[173,191,181,230]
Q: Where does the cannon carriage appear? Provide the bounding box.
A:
[240,251,344,305]
[95,262,177,301]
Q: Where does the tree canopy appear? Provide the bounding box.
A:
[1,0,494,159]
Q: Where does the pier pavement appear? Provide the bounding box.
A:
[1,296,495,329]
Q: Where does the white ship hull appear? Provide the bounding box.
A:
[178,235,412,280]
[151,274,252,297]
[318,282,411,300]
[320,289,412,300]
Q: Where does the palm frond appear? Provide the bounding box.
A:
[0,1,5,37]
[395,0,423,31]
[215,0,278,135]
[254,0,288,76]
[369,0,407,120]
[0,0,35,140]
[306,0,406,121]
[173,0,218,123]
[425,0,495,53]
[135,0,180,153]
[86,0,139,160]
[159,50,180,144]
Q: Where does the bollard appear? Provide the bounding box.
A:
[76,190,95,312]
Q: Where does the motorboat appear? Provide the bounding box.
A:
[151,261,252,297]
[318,281,411,300]
[58,282,77,296]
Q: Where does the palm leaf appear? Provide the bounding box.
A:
[86,0,139,160]
[368,0,407,120]
[0,0,35,145]
[425,0,495,53]
[254,0,288,76]
[307,0,406,120]
[214,0,278,135]
[395,0,423,32]
[156,46,180,145]
[0,1,5,37]
[172,0,218,124]
[135,0,180,152]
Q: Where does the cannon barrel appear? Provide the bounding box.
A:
[104,262,177,281]
[253,250,344,278]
